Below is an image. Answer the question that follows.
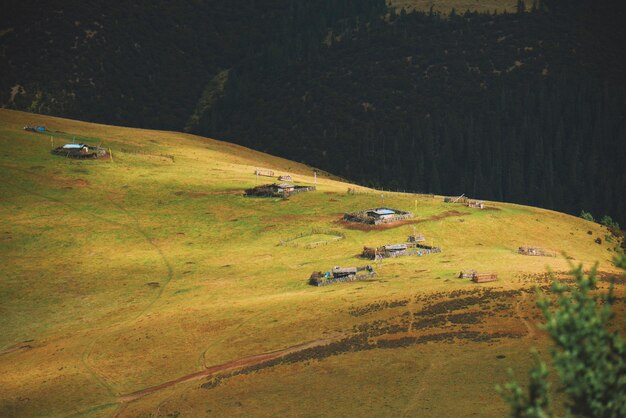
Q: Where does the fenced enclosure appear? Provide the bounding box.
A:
[51,145,107,159]
[458,270,497,282]
[444,195,468,204]
[309,265,376,286]
[245,184,315,198]
[254,168,274,177]
[343,208,414,225]
[362,243,441,259]
[278,229,345,249]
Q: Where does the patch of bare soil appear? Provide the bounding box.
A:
[71,179,90,187]
[57,178,91,189]
[425,210,467,221]
[119,337,341,403]
[336,218,421,231]
[0,342,33,356]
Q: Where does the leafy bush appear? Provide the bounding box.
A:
[580,210,595,222]
[601,215,620,232]
[497,256,626,417]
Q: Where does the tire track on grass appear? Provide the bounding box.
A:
[104,195,175,316]
[4,177,177,406]
[3,180,127,399]
[82,194,177,414]
[118,336,341,404]
[78,194,177,417]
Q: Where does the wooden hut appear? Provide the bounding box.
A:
[407,233,425,243]
[467,200,485,209]
[309,265,375,286]
[472,273,498,283]
[444,195,468,204]
[254,168,274,177]
[343,207,413,225]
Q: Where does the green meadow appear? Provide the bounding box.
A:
[0,109,621,417]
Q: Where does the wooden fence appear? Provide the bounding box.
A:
[517,247,556,257]
[362,243,441,259]
[472,273,498,283]
[255,168,274,177]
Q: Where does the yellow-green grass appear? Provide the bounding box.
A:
[0,109,621,417]
[390,0,532,14]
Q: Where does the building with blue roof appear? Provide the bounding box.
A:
[344,207,414,225]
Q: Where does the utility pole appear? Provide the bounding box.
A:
[314,170,317,186]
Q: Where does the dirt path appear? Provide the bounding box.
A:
[0,343,32,356]
[502,281,536,340]
[118,336,340,404]
[514,291,536,339]
[3,177,179,401]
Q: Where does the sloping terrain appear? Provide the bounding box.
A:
[0,109,623,417]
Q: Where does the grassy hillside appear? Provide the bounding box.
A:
[0,109,622,417]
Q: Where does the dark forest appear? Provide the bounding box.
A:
[2,0,624,224]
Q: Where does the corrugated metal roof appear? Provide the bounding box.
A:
[332,267,357,274]
[372,209,396,215]
[62,143,85,149]
[385,244,407,250]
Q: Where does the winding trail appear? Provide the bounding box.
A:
[2,174,178,401]
[118,336,340,404]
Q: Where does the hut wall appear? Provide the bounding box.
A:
[472,273,498,283]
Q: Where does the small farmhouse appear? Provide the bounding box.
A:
[51,143,107,159]
[458,270,498,282]
[309,265,375,286]
[245,183,315,198]
[343,207,413,225]
[467,200,485,209]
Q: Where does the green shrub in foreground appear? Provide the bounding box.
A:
[497,255,626,417]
